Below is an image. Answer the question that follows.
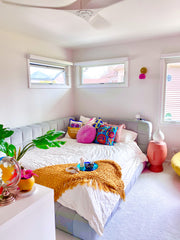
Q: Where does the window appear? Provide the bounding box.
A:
[75,58,128,88]
[27,55,72,88]
[161,54,180,123]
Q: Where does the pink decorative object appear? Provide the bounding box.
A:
[21,168,38,179]
[139,73,146,79]
[147,141,167,172]
[77,125,96,144]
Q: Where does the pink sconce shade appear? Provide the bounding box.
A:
[139,73,146,79]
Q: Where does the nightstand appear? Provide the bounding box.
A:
[147,141,167,172]
[0,184,56,240]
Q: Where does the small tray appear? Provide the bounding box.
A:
[77,162,98,171]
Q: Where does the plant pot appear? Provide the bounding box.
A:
[18,176,35,191]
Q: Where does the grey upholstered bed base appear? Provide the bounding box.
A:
[7,117,152,154]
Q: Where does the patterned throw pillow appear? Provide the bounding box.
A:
[94,125,118,146]
[104,123,126,143]
[93,117,104,129]
[69,119,82,128]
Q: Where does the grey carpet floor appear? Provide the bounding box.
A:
[56,162,180,240]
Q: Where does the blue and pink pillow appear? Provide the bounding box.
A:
[69,118,82,128]
[94,125,118,146]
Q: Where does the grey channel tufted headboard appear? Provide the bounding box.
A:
[6,117,152,154]
[6,117,75,154]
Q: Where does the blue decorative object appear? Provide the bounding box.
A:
[77,162,98,171]
[167,75,172,82]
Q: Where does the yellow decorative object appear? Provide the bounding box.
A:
[0,164,14,183]
[140,67,147,74]
[34,160,125,201]
[18,176,35,191]
[171,152,180,176]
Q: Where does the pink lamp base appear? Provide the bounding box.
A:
[147,141,167,173]
[149,164,163,173]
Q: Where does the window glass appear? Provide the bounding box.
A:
[81,64,125,84]
[75,58,128,88]
[30,63,65,85]
[27,55,72,88]
[164,62,180,122]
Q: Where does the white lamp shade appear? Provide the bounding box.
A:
[153,128,165,142]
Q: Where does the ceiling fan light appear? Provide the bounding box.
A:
[75,9,95,21]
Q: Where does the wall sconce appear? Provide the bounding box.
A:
[139,67,147,79]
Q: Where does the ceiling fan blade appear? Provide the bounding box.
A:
[1,0,77,9]
[62,0,123,10]
[90,13,111,29]
[86,0,122,9]
[2,0,123,10]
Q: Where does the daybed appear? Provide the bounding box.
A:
[7,116,152,240]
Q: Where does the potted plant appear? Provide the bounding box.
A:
[0,124,65,191]
[0,124,65,161]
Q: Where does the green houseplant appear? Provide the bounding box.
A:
[0,124,66,161]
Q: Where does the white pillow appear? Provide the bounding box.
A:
[120,129,137,143]
[80,115,96,126]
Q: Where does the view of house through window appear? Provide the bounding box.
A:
[81,63,125,84]
[30,63,66,85]
[27,55,72,88]
[76,57,128,88]
[163,60,180,122]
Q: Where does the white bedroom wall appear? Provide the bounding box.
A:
[73,35,180,158]
[0,30,74,128]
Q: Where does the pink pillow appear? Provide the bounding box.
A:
[104,123,126,143]
[77,125,96,144]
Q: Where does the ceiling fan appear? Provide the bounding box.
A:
[2,0,122,25]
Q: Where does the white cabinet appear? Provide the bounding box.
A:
[0,184,56,240]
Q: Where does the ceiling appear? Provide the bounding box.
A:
[0,0,180,49]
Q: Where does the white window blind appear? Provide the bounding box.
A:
[162,54,180,122]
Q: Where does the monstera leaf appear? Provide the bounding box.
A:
[0,141,16,157]
[0,125,15,157]
[32,130,65,149]
[0,124,14,140]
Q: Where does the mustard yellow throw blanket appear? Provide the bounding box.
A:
[34,159,125,201]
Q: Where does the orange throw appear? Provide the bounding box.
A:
[34,160,125,201]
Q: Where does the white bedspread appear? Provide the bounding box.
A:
[20,138,147,235]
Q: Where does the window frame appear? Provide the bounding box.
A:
[75,57,128,88]
[160,53,180,125]
[27,54,73,89]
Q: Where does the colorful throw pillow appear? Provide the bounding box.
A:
[69,118,82,128]
[93,117,104,129]
[94,125,118,146]
[67,127,80,139]
[104,123,126,143]
[77,125,96,144]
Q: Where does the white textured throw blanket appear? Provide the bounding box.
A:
[20,138,147,235]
